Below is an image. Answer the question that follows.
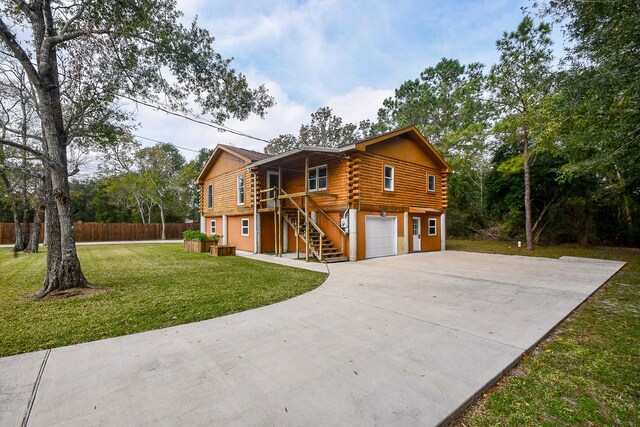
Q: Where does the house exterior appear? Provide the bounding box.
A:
[196,126,452,262]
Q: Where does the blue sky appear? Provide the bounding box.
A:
[134,0,558,158]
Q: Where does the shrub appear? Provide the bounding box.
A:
[182,230,222,242]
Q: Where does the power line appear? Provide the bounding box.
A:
[117,93,272,144]
[132,134,201,153]
[0,51,274,145]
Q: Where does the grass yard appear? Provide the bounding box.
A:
[447,240,640,426]
[0,244,326,357]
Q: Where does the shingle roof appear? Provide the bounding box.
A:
[218,144,271,162]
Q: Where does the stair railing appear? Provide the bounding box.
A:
[279,188,326,261]
[257,186,277,211]
[306,195,347,256]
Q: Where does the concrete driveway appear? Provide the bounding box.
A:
[1,251,624,426]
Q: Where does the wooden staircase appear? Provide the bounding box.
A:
[283,209,347,263]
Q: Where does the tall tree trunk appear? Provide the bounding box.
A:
[24,205,43,253]
[21,204,30,249]
[33,4,90,296]
[134,193,146,223]
[11,203,26,252]
[159,203,166,240]
[523,133,533,250]
[39,171,63,297]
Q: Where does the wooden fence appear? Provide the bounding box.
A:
[0,222,199,244]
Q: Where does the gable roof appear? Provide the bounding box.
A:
[196,144,271,184]
[355,125,452,173]
[250,125,452,173]
[218,144,271,162]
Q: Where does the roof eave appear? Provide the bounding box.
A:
[247,145,353,169]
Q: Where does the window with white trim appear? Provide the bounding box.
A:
[428,218,437,236]
[308,165,327,192]
[427,174,436,192]
[384,165,394,191]
[207,184,213,209]
[237,175,245,205]
[210,220,216,234]
[241,218,250,236]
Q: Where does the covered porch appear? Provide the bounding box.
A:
[249,148,350,263]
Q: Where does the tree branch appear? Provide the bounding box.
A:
[45,28,112,46]
[0,162,44,179]
[2,127,43,141]
[0,137,44,158]
[0,16,40,86]
[59,1,90,35]
[10,0,38,22]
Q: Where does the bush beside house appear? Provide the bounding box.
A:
[183,230,222,252]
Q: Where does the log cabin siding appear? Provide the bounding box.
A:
[356,152,445,212]
[277,157,350,212]
[201,167,254,217]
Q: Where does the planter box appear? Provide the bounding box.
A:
[210,245,236,257]
[184,240,215,253]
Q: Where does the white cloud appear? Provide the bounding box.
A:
[130,0,549,160]
[325,86,393,125]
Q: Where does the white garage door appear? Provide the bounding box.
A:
[365,216,397,259]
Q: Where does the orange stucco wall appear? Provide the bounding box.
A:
[227,215,253,252]
[408,214,440,252]
[205,216,222,237]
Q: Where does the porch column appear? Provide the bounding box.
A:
[222,214,228,246]
[304,153,309,262]
[282,218,288,252]
[253,171,260,254]
[200,215,206,233]
[348,208,357,262]
[403,212,409,255]
[440,212,446,251]
[255,213,261,254]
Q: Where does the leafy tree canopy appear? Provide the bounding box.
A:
[264,107,373,155]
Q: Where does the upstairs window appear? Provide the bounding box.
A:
[384,165,394,191]
[308,165,328,192]
[428,218,437,236]
[207,184,213,209]
[427,174,436,192]
[237,175,245,205]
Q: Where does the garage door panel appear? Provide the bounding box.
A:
[365,216,397,259]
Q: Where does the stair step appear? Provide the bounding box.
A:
[323,256,348,263]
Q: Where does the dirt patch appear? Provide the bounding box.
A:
[29,287,109,301]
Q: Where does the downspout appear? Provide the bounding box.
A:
[440,210,446,251]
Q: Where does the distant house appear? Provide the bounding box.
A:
[196,125,452,262]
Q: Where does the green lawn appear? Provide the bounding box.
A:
[448,240,640,426]
[0,244,326,357]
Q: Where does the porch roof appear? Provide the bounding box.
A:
[409,207,443,214]
[248,145,352,169]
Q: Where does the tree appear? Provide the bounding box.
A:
[377,58,488,153]
[181,147,213,222]
[0,60,43,252]
[0,1,273,296]
[265,107,372,155]
[136,143,185,239]
[487,17,554,250]
[376,58,491,236]
[539,0,640,244]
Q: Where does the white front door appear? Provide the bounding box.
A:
[266,171,279,208]
[412,217,421,251]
